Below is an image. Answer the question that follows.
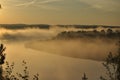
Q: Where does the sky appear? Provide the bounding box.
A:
[0,0,120,25]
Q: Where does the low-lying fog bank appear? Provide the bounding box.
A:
[4,42,105,80]
[0,27,118,80]
[25,39,118,61]
[0,28,119,61]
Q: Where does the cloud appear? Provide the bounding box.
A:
[15,0,36,7]
[78,0,120,12]
[34,5,58,10]
[15,0,62,10]
[39,0,62,4]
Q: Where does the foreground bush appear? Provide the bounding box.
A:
[100,40,120,80]
[0,44,39,80]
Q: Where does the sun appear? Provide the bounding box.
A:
[0,4,3,14]
[0,4,1,9]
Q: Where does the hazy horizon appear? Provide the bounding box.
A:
[0,24,119,80]
[0,0,120,26]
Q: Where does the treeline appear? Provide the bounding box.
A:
[0,24,50,30]
[57,25,120,29]
[0,24,120,30]
[56,29,120,39]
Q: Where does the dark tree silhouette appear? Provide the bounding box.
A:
[107,29,113,34]
[82,73,88,80]
[0,44,39,80]
[100,40,120,80]
[81,40,120,80]
[0,44,6,80]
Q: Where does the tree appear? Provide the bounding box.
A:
[0,44,6,80]
[107,29,113,34]
[101,30,105,34]
[100,40,120,80]
[0,44,39,80]
[82,73,88,80]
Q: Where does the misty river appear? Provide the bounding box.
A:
[0,27,119,80]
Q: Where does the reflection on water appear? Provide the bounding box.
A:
[26,39,117,61]
[4,42,105,80]
[0,27,118,80]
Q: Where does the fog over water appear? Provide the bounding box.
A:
[0,27,119,80]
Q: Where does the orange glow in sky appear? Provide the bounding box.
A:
[0,0,120,25]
